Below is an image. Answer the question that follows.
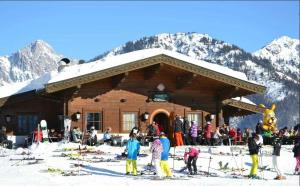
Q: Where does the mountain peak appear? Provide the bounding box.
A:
[28,39,55,54]
[253,35,299,63]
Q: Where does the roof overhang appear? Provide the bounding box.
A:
[222,98,265,117]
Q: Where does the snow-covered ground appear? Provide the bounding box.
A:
[0,142,298,186]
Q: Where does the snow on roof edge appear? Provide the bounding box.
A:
[0,48,264,99]
[232,97,256,105]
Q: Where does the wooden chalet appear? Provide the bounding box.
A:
[0,49,266,143]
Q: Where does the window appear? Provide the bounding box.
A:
[123,112,138,131]
[18,114,38,135]
[187,112,202,126]
[86,112,102,131]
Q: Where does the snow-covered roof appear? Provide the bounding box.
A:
[231,97,256,105]
[0,48,264,99]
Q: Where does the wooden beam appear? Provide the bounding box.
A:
[143,63,163,80]
[176,73,197,89]
[111,72,129,88]
[217,86,239,101]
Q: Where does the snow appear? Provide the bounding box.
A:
[0,49,261,99]
[232,97,256,105]
[254,36,299,63]
[0,142,298,186]
[265,82,287,101]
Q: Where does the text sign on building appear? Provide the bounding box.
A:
[151,92,170,102]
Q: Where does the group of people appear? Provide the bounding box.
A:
[125,128,174,179]
[247,126,300,180]
[69,126,98,146]
[172,115,202,146]
[126,126,200,178]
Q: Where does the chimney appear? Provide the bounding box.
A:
[58,58,71,72]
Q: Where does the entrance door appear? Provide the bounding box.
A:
[153,112,169,136]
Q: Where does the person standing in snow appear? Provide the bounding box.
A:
[204,114,213,146]
[292,140,300,175]
[272,134,285,180]
[184,147,200,175]
[150,139,163,179]
[189,121,198,145]
[159,132,172,177]
[125,133,140,176]
[247,133,261,179]
[182,117,191,145]
[173,115,183,146]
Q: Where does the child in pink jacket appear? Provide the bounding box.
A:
[184,147,200,175]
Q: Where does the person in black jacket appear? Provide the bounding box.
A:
[173,115,183,146]
[293,141,300,175]
[182,117,190,145]
[272,135,285,180]
[248,133,261,179]
[255,120,263,135]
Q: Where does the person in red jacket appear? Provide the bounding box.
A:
[228,127,237,145]
[184,147,200,175]
[34,127,43,143]
[204,114,213,146]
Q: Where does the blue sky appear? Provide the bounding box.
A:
[0,1,299,60]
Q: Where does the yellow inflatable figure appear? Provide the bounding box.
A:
[259,103,277,131]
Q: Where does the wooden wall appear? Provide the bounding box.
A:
[67,65,219,134]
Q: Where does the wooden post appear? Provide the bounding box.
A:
[215,96,221,128]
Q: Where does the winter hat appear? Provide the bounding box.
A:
[185,147,190,153]
[153,139,161,145]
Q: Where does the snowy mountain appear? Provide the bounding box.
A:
[0,40,62,86]
[91,33,300,129]
[253,36,299,83]
[0,33,298,129]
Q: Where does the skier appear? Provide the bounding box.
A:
[173,115,183,146]
[292,140,300,175]
[150,139,163,179]
[159,132,172,177]
[125,133,140,176]
[272,135,285,180]
[184,147,200,175]
[247,133,261,179]
[129,126,140,138]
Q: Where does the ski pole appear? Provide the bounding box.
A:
[173,145,176,170]
[207,156,212,177]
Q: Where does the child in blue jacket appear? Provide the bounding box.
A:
[126,133,140,176]
[159,132,172,177]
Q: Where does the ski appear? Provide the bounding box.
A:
[10,157,44,161]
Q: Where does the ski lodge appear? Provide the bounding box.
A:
[0,49,266,144]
